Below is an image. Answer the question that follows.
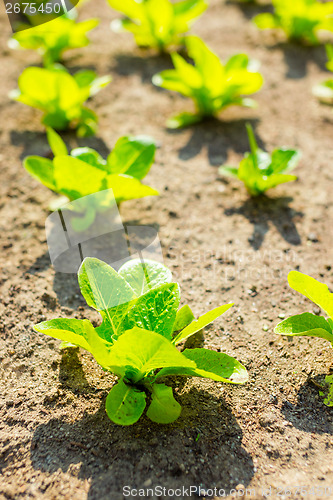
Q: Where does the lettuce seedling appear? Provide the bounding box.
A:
[275,271,333,406]
[24,128,159,230]
[9,15,99,67]
[313,45,333,104]
[35,258,248,425]
[10,67,111,136]
[275,271,333,345]
[219,124,300,196]
[254,0,333,45]
[152,36,264,128]
[108,0,207,52]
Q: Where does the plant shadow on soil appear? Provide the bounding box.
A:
[226,0,273,20]
[111,52,173,84]
[10,130,110,160]
[30,363,254,499]
[267,43,328,79]
[168,118,262,166]
[281,374,333,435]
[224,196,303,250]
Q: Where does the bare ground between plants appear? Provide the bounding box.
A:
[1,1,333,499]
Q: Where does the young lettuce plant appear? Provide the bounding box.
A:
[152,36,264,128]
[313,45,333,104]
[9,15,99,67]
[35,258,248,425]
[24,128,159,231]
[10,67,111,136]
[254,0,333,45]
[108,0,207,52]
[275,271,333,406]
[219,124,300,196]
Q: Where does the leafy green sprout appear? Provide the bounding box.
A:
[253,0,333,45]
[108,0,207,52]
[275,271,333,406]
[219,124,300,196]
[35,258,248,425]
[24,128,159,231]
[313,45,333,104]
[10,66,111,136]
[9,14,99,67]
[152,35,264,129]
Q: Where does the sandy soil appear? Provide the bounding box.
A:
[1,0,333,499]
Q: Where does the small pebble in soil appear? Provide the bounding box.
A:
[263,325,269,332]
[278,313,286,319]
[307,233,319,243]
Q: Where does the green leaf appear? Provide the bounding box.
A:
[183,348,248,383]
[77,107,99,138]
[105,379,146,425]
[15,67,81,111]
[173,303,233,344]
[253,13,277,30]
[326,45,333,72]
[88,75,112,97]
[23,156,56,191]
[70,147,107,170]
[123,283,180,339]
[107,0,144,20]
[275,312,333,343]
[107,135,156,179]
[186,35,224,94]
[74,70,98,89]
[46,128,68,157]
[34,318,94,352]
[166,112,203,129]
[270,149,300,174]
[103,327,196,381]
[246,123,259,162]
[173,304,195,332]
[219,166,239,178]
[313,80,333,102]
[53,156,106,199]
[257,174,297,193]
[170,52,203,89]
[97,302,136,343]
[157,348,248,384]
[174,0,207,26]
[118,259,173,297]
[78,258,136,341]
[81,320,115,367]
[104,174,159,203]
[146,384,181,423]
[152,72,193,97]
[288,271,333,320]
